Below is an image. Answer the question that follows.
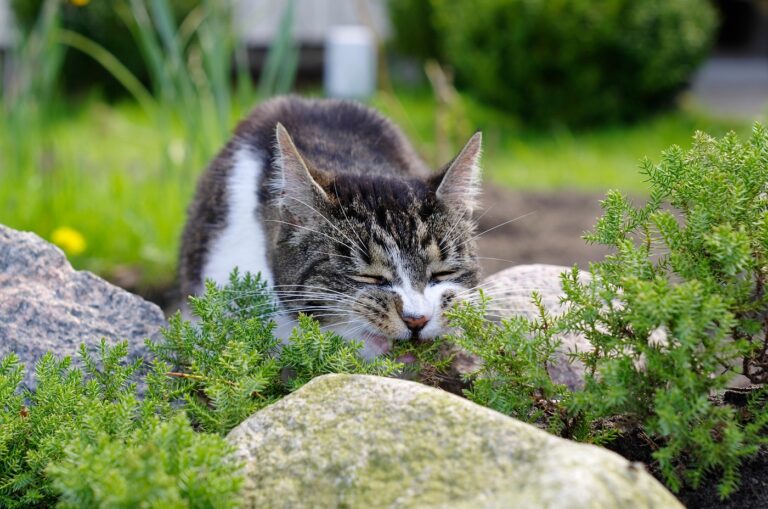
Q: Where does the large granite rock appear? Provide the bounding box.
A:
[228,374,682,509]
[0,224,165,388]
[480,264,591,389]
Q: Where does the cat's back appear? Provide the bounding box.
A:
[234,96,429,178]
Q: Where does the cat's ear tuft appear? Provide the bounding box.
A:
[435,132,482,212]
[274,123,330,220]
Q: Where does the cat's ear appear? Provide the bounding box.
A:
[434,132,482,212]
[274,123,330,220]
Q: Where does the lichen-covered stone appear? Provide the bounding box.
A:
[0,224,165,388]
[480,264,591,389]
[228,374,682,509]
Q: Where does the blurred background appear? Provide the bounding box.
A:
[0,0,766,308]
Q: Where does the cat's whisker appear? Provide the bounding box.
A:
[272,301,355,311]
[269,287,355,297]
[268,283,352,295]
[221,290,359,307]
[318,319,367,335]
[441,206,494,252]
[268,304,355,314]
[271,296,360,307]
[440,208,474,255]
[440,210,469,247]
[266,309,351,320]
[307,250,356,261]
[333,179,370,257]
[286,196,368,256]
[458,211,537,247]
[476,256,518,264]
[269,291,357,301]
[264,219,359,254]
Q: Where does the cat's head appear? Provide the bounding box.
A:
[271,123,482,356]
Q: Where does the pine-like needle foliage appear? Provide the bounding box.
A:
[452,125,768,498]
[566,125,768,497]
[148,269,400,434]
[0,342,240,508]
[1,269,400,507]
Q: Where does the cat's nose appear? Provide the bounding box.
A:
[401,313,429,332]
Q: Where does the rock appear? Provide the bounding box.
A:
[480,264,591,389]
[0,224,165,389]
[228,374,682,509]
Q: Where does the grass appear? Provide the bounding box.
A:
[0,89,752,292]
[373,89,751,192]
[0,98,230,289]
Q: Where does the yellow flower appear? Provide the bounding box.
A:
[71,0,90,6]
[51,227,87,257]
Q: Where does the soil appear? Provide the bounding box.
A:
[473,186,612,276]
[122,186,767,508]
[608,426,768,509]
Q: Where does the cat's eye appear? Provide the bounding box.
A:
[430,270,458,282]
[350,274,388,286]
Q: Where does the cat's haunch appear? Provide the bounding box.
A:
[179,96,482,358]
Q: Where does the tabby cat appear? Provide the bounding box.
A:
[179,96,482,358]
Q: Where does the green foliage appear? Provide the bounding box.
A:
[408,0,717,127]
[11,0,199,94]
[0,342,240,508]
[148,271,282,434]
[49,413,241,509]
[149,270,400,435]
[446,292,574,435]
[454,125,768,497]
[387,0,442,61]
[0,0,304,293]
[281,315,400,390]
[568,125,768,496]
[1,270,399,507]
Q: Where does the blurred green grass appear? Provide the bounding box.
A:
[373,90,751,192]
[0,90,750,293]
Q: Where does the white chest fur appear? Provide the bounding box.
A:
[199,147,300,341]
[201,148,274,291]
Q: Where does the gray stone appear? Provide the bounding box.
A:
[228,374,682,509]
[480,264,591,389]
[0,224,165,388]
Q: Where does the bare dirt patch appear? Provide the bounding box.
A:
[475,186,612,276]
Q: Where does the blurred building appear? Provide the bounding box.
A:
[234,0,389,78]
[0,0,389,52]
[0,0,13,49]
[0,1,762,57]
[236,0,388,45]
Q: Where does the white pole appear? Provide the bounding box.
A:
[324,25,376,100]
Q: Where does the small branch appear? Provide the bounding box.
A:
[166,371,207,382]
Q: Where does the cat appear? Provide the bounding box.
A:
[179,96,482,359]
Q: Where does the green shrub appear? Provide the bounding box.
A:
[428,0,717,127]
[149,270,400,434]
[11,0,198,94]
[452,125,768,497]
[0,343,241,508]
[49,413,242,509]
[388,0,442,61]
[0,270,399,507]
